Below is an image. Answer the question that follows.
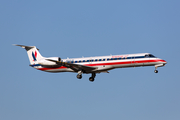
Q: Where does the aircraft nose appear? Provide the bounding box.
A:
[162,60,167,64]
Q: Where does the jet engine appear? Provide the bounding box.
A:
[38,57,62,67]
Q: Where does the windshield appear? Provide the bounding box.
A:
[149,54,156,58]
[145,54,156,58]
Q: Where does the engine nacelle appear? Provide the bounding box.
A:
[38,57,61,67]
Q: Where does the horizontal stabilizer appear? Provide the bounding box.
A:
[13,44,39,51]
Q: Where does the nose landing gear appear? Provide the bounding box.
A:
[154,70,158,73]
[154,64,166,73]
[154,65,159,73]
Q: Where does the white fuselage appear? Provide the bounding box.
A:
[14,44,167,81]
[32,53,167,74]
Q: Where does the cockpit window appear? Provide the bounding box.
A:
[145,54,156,58]
[145,55,149,58]
[149,54,156,58]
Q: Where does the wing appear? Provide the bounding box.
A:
[46,59,97,72]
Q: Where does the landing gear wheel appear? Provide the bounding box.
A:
[89,77,94,82]
[154,70,158,73]
[77,74,82,79]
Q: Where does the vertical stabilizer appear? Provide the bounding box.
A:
[14,44,44,64]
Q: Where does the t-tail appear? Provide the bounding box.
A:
[13,44,44,64]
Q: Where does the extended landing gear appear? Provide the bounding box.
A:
[89,73,96,82]
[154,70,158,73]
[76,72,96,82]
[154,64,166,73]
[77,71,83,79]
[89,77,94,82]
[77,74,82,79]
[154,65,159,73]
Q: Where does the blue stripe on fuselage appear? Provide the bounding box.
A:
[31,64,41,67]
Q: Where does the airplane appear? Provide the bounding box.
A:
[14,44,167,82]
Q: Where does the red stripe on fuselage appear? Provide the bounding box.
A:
[37,59,166,71]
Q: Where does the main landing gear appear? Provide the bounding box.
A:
[76,72,96,82]
[89,73,96,82]
[77,74,82,79]
[77,71,83,79]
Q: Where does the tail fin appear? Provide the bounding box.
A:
[14,44,44,64]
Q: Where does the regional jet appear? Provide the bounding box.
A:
[14,44,167,82]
